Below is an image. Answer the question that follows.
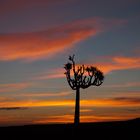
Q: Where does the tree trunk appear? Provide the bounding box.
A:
[74,88,80,126]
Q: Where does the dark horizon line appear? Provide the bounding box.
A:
[0,117,139,128]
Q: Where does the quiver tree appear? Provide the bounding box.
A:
[64,55,104,126]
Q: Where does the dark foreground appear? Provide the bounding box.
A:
[0,118,140,139]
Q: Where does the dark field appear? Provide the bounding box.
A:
[0,118,140,139]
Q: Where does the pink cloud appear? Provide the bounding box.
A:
[17,91,71,97]
[35,68,65,80]
[0,83,31,93]
[103,82,140,88]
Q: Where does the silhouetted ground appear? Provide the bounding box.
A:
[0,118,140,139]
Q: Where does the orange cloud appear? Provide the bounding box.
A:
[35,54,140,81]
[33,114,140,124]
[33,115,74,124]
[79,114,140,123]
[81,98,140,107]
[0,18,125,61]
[34,55,140,81]
[0,97,140,108]
[80,109,93,113]
[92,56,140,74]
[0,100,73,108]
[0,96,140,126]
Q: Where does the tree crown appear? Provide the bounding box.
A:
[64,55,104,90]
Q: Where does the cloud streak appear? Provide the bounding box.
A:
[0,17,125,61]
[34,68,65,80]
[90,56,140,74]
[18,91,71,97]
[34,55,140,81]
[33,114,140,124]
[0,107,28,111]
[0,97,140,108]
[0,83,31,93]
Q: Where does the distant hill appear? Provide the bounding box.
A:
[0,118,140,139]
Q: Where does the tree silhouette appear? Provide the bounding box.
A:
[64,55,104,126]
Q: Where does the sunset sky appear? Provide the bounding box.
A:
[0,0,140,126]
